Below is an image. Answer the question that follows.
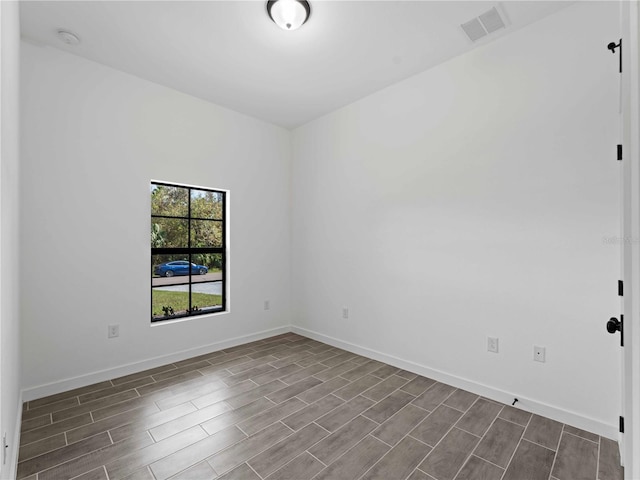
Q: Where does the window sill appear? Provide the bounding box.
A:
[150,309,229,327]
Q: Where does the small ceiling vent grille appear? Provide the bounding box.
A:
[461,18,487,42]
[461,6,507,42]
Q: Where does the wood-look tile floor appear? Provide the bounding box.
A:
[18,333,624,480]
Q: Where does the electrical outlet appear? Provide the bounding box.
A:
[342,307,349,319]
[487,336,499,353]
[264,300,270,311]
[533,345,546,363]
[108,324,120,338]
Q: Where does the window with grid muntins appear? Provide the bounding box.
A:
[150,182,226,322]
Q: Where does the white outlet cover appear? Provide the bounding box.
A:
[533,345,546,362]
[487,337,499,353]
[108,324,120,338]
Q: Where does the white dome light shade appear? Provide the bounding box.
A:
[267,0,311,31]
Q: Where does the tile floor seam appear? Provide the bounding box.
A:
[407,433,432,449]
[418,380,441,397]
[452,424,483,440]
[411,410,462,450]
[368,402,423,442]
[359,412,381,425]
[547,423,566,480]
[228,409,297,440]
[373,392,458,472]
[277,420,295,433]
[247,461,265,480]
[430,425,482,480]
[498,407,534,480]
[146,464,157,480]
[17,439,72,465]
[523,437,561,453]
[361,384,404,403]
[354,448,383,480]
[562,430,599,445]
[406,465,422,480]
[434,386,457,413]
[89,401,158,426]
[442,403,466,414]
[67,464,108,480]
[17,434,112,480]
[306,450,328,467]
[20,418,51,435]
[282,395,344,431]
[465,403,505,466]
[235,423,249,437]
[320,433,386,479]
[293,395,310,405]
[374,435,395,448]
[497,414,529,429]
[205,421,298,476]
[416,466,432,478]
[450,450,475,480]
[16,449,49,466]
[114,423,240,478]
[357,404,451,479]
[411,403,432,415]
[20,431,70,449]
[312,421,332,435]
[355,430,431,480]
[470,453,507,472]
[443,393,478,414]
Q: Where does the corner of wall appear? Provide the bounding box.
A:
[1,1,22,478]
[5,394,22,480]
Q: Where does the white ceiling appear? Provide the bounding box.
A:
[20,1,573,129]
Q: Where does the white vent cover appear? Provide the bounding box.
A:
[461,6,507,42]
[479,7,506,34]
[461,18,487,42]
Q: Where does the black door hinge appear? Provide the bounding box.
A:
[618,280,623,296]
[617,144,623,161]
[620,314,624,347]
[620,416,625,433]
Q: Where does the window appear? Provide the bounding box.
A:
[151,182,226,322]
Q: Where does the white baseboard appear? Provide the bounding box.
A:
[22,325,291,402]
[292,326,618,440]
[21,323,618,441]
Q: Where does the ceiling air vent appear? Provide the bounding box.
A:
[461,6,507,42]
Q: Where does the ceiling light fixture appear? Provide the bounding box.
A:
[267,0,311,31]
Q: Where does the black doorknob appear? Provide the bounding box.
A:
[607,317,622,334]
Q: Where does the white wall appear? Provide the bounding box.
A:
[20,42,292,396]
[291,2,621,436]
[19,0,624,441]
[1,1,22,478]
